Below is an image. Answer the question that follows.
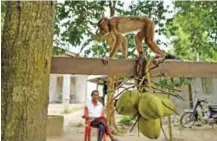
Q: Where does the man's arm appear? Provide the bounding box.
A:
[101,106,105,117]
[82,106,89,119]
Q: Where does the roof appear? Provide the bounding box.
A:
[87,76,135,85]
[52,47,77,57]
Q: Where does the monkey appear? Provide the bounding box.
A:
[97,16,166,63]
[96,30,128,59]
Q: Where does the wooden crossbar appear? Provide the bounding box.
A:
[50,57,217,78]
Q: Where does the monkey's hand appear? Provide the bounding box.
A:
[102,56,110,65]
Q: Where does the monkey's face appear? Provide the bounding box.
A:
[97,18,110,36]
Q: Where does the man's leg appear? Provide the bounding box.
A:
[94,117,118,141]
[90,121,106,141]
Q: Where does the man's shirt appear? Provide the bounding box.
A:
[84,100,105,118]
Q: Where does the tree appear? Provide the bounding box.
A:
[165,2,217,115]
[105,0,123,135]
[166,1,217,61]
[54,1,172,58]
[1,1,56,141]
[54,1,107,56]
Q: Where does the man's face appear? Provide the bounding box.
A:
[92,91,99,101]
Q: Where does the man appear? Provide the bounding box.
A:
[83,90,119,141]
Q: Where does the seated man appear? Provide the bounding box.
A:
[83,90,119,141]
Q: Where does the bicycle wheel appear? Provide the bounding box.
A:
[180,112,196,128]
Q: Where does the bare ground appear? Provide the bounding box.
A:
[47,105,217,141]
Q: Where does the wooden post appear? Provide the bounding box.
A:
[188,83,194,108]
[102,81,107,106]
[136,53,147,92]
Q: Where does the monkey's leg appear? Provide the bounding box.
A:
[144,24,165,56]
[121,36,128,59]
[134,30,145,57]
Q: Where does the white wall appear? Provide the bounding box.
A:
[75,75,88,103]
[191,78,217,103]
[49,74,58,103]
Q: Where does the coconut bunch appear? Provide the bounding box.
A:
[116,90,176,139]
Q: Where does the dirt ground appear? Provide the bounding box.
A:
[47,104,217,141]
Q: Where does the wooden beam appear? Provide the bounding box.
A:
[50,57,217,78]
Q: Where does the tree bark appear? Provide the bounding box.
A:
[106,76,121,135]
[109,0,116,17]
[188,83,193,108]
[106,0,121,135]
[1,1,56,141]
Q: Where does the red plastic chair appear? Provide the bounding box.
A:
[84,119,106,141]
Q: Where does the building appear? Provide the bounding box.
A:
[88,76,217,111]
[49,49,88,104]
[49,50,217,109]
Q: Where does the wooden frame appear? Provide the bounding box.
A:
[50,57,217,78]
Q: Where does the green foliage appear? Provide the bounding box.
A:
[158,77,191,88]
[52,47,65,55]
[55,1,172,58]
[54,1,107,56]
[166,1,217,61]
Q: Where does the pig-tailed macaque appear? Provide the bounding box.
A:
[97,16,167,63]
[96,32,128,59]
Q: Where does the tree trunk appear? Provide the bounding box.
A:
[168,78,174,141]
[109,0,116,17]
[1,1,55,141]
[106,0,121,135]
[188,83,193,108]
[106,75,121,135]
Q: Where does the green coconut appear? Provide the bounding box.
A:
[138,117,161,139]
[157,95,175,117]
[116,90,139,116]
[138,93,164,120]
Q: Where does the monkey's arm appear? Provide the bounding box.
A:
[109,34,125,58]
[102,33,125,65]
[121,36,128,59]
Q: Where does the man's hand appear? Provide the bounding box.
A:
[82,115,88,119]
[82,115,96,120]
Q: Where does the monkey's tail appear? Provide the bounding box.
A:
[165,54,182,60]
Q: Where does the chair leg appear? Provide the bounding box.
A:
[88,128,91,141]
[84,127,88,141]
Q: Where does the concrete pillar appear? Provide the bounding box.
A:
[49,74,57,103]
[62,74,71,105]
[212,79,217,103]
[75,75,87,103]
